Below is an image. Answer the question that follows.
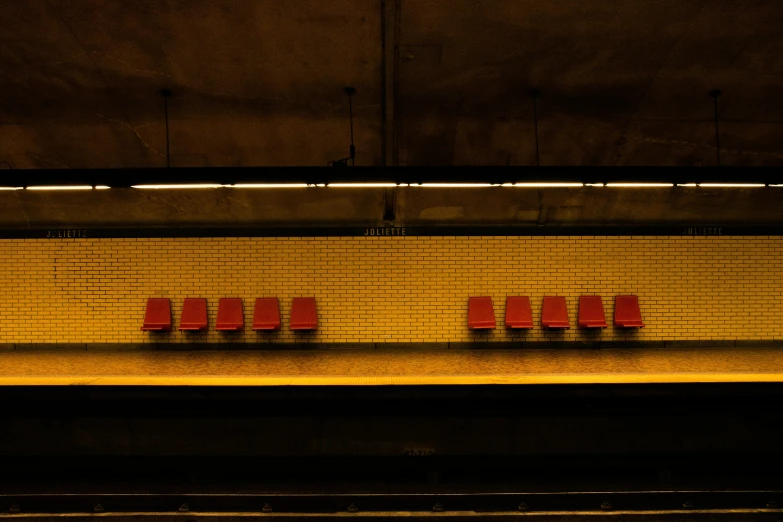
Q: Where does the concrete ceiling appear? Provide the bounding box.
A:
[1,0,782,169]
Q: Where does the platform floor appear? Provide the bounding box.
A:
[1,346,782,385]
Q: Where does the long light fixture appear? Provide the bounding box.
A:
[230,183,310,188]
[502,182,583,187]
[327,183,399,188]
[131,184,224,189]
[418,183,495,187]
[698,183,766,188]
[0,186,23,191]
[26,185,96,191]
[605,183,674,187]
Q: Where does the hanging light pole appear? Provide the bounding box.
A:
[530,87,541,167]
[709,89,722,167]
[161,89,173,169]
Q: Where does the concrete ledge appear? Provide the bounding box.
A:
[734,340,783,348]
[376,342,447,350]
[664,340,738,348]
[449,342,522,350]
[595,341,666,349]
[13,343,88,351]
[522,341,598,350]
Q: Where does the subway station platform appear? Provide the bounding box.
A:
[1,346,782,386]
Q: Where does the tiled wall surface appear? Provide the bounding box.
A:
[1,236,781,344]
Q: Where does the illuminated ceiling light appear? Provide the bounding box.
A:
[26,185,95,191]
[584,183,605,187]
[131,184,224,189]
[504,182,583,187]
[327,183,399,188]
[94,185,111,190]
[770,184,783,187]
[605,183,674,187]
[418,183,494,187]
[698,183,766,188]
[0,186,23,191]
[231,183,310,188]
[677,183,698,187]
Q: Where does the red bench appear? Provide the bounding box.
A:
[614,295,645,328]
[468,296,496,329]
[253,297,281,330]
[178,298,208,331]
[215,298,244,331]
[578,295,608,328]
[141,298,171,331]
[290,297,318,330]
[505,296,533,329]
[541,296,570,329]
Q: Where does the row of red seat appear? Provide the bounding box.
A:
[468,295,644,330]
[141,297,318,332]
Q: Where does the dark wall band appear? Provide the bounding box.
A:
[0,225,779,239]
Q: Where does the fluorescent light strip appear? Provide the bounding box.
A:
[231,183,309,188]
[677,183,698,187]
[327,183,399,188]
[418,183,495,187]
[502,182,583,187]
[26,185,95,191]
[698,183,766,188]
[0,187,23,191]
[606,183,674,187]
[131,184,224,189]
[94,185,111,190]
[584,183,605,187]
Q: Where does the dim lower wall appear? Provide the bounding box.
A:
[0,236,781,344]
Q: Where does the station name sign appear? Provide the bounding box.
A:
[0,225,775,240]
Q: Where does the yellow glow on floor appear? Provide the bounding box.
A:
[1,347,783,386]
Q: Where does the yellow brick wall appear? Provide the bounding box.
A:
[0,236,781,343]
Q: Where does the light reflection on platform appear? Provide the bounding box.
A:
[1,347,782,386]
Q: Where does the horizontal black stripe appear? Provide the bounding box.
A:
[0,225,777,239]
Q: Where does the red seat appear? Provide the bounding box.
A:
[468,296,496,329]
[253,297,281,330]
[505,296,533,329]
[578,295,608,328]
[141,298,171,331]
[290,297,318,330]
[541,296,570,328]
[615,295,645,328]
[215,298,244,331]
[178,298,208,331]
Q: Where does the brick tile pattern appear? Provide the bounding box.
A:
[0,236,781,343]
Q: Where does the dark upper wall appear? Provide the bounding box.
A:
[1,187,781,228]
[1,0,782,168]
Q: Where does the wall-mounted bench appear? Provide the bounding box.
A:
[505,296,533,329]
[542,296,570,329]
[290,297,318,331]
[578,295,608,328]
[253,297,281,330]
[216,298,243,331]
[468,296,496,329]
[615,295,645,328]
[179,298,208,331]
[141,298,171,331]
